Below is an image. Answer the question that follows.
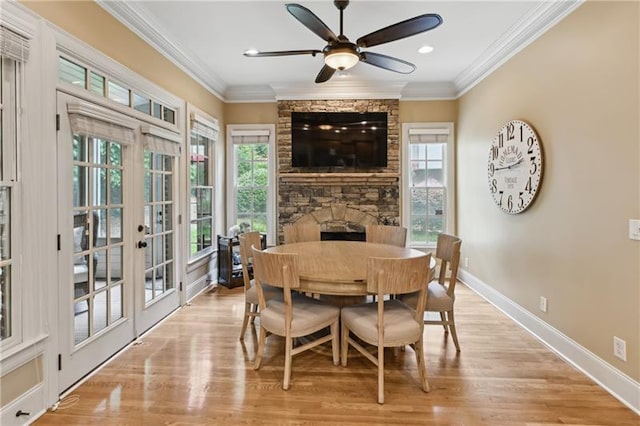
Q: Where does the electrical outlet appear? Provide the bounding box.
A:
[613,336,627,361]
[539,296,547,313]
[464,257,469,268]
[630,219,640,240]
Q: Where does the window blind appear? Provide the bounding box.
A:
[190,112,219,140]
[67,101,137,145]
[0,26,29,63]
[141,124,182,157]
[230,129,270,144]
[408,128,450,144]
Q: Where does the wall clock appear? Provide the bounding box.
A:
[487,119,543,214]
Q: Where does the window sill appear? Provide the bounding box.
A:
[1,333,48,374]
[187,249,215,272]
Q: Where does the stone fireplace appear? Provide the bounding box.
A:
[277,99,400,243]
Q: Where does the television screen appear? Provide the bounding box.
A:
[291,112,388,168]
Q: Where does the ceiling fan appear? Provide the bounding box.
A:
[243,0,443,83]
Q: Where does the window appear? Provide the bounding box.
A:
[189,114,219,258]
[227,125,276,246]
[0,26,28,345]
[402,123,455,247]
[58,56,177,125]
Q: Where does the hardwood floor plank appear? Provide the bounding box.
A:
[35,283,638,425]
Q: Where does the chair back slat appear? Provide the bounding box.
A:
[239,232,263,291]
[365,225,407,247]
[252,248,300,292]
[434,233,462,297]
[283,223,321,244]
[366,255,431,295]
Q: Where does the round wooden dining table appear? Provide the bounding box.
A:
[264,241,434,297]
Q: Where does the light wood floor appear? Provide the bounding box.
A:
[36,283,637,425]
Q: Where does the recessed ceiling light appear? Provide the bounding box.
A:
[244,48,259,56]
[418,45,434,54]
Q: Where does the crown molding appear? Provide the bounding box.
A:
[401,82,457,100]
[224,85,277,103]
[454,0,585,97]
[96,0,226,101]
[271,80,407,101]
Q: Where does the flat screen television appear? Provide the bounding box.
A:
[291,112,388,168]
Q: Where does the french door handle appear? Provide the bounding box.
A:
[137,241,147,249]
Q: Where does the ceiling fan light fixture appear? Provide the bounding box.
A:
[324,48,359,70]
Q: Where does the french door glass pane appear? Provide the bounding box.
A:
[144,152,174,305]
[93,290,108,334]
[110,284,122,322]
[72,136,125,345]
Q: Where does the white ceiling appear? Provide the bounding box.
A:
[98,1,582,102]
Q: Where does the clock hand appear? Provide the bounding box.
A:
[494,158,523,171]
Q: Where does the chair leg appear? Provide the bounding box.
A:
[239,302,251,340]
[283,336,293,390]
[341,321,349,367]
[377,343,385,404]
[254,326,267,370]
[447,310,461,352]
[440,312,448,333]
[330,321,339,366]
[249,303,258,324]
[413,338,431,393]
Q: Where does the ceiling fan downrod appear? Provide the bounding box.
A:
[334,0,349,37]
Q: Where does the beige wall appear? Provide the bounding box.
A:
[399,100,458,124]
[21,1,224,120]
[224,102,278,124]
[457,1,639,380]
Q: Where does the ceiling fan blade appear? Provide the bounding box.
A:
[244,49,322,57]
[286,3,338,43]
[360,52,416,74]
[357,14,443,48]
[315,64,336,83]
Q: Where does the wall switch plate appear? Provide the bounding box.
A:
[613,336,627,361]
[464,257,469,268]
[629,219,640,240]
[539,296,547,313]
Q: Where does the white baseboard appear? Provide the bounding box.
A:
[458,269,640,415]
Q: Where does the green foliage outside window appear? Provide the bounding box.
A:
[235,144,268,233]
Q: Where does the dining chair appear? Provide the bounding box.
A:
[238,232,281,340]
[365,224,407,247]
[402,233,462,351]
[341,254,432,404]
[251,246,340,390]
[283,223,321,244]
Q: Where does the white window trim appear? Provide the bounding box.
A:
[401,122,455,249]
[0,57,22,353]
[226,124,276,247]
[53,27,184,136]
[186,105,221,264]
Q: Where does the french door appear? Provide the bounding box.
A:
[57,93,180,392]
[134,149,179,334]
